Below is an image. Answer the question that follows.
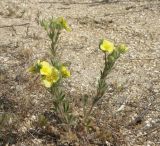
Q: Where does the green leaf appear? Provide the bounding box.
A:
[38,115,48,127]
[86,118,91,126]
[67,114,74,123]
[40,19,49,30]
[53,101,59,110]
[82,94,89,106]
[51,107,57,112]
[63,101,69,113]
[59,93,65,101]
[111,49,120,60]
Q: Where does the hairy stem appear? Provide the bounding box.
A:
[85,54,116,120]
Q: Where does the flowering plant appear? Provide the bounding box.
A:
[28,17,128,143]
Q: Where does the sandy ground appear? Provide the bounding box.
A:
[0,0,160,145]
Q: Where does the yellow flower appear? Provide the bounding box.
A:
[42,67,59,88]
[118,44,128,54]
[58,17,71,32]
[100,39,115,53]
[28,60,60,88]
[60,66,71,78]
[40,61,53,76]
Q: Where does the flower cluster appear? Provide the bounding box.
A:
[41,16,71,33]
[100,39,128,54]
[40,17,71,56]
[99,39,128,63]
[89,39,128,115]
[29,60,70,88]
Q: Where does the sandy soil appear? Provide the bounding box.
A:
[0,0,160,145]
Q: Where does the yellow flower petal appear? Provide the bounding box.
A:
[58,17,71,32]
[50,67,59,83]
[61,66,71,78]
[42,67,59,88]
[40,61,52,76]
[42,79,52,88]
[100,39,114,53]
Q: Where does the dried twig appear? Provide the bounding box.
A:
[126,98,155,128]
[0,23,30,28]
[129,57,160,61]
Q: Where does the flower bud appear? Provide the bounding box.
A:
[118,44,128,54]
[60,65,71,78]
[112,49,120,59]
[108,56,115,63]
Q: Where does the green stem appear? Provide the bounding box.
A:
[84,103,94,121]
[104,53,107,64]
[51,87,71,130]
[85,57,115,121]
[51,30,60,56]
